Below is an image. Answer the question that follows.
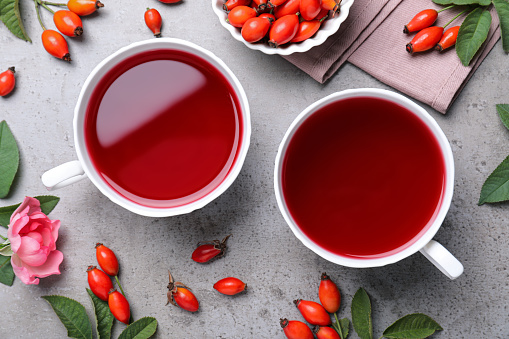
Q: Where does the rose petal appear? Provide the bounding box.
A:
[50,220,60,243]
[26,231,43,244]
[25,250,63,278]
[8,215,29,247]
[10,197,41,224]
[16,236,49,266]
[39,228,55,251]
[11,254,39,285]
[29,221,43,232]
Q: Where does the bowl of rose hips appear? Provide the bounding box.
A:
[212,0,354,55]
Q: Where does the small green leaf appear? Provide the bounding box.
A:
[479,154,509,204]
[496,104,509,130]
[86,288,114,339]
[456,8,492,66]
[0,0,31,42]
[382,313,443,338]
[351,288,372,339]
[433,0,490,5]
[0,242,12,256]
[340,318,350,338]
[493,0,509,52]
[118,317,158,339]
[0,255,14,286]
[0,195,60,228]
[0,121,20,198]
[42,295,93,339]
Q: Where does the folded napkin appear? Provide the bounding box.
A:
[284,0,501,113]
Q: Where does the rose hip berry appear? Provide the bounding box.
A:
[0,67,15,97]
[294,299,331,326]
[145,8,163,37]
[213,277,247,295]
[290,19,323,43]
[223,0,251,11]
[166,270,199,312]
[300,0,322,21]
[67,0,104,16]
[95,243,119,276]
[192,234,231,263]
[42,30,71,62]
[403,9,438,34]
[314,326,341,339]
[406,26,444,54]
[280,318,314,339]
[53,10,83,37]
[268,14,299,47]
[108,289,130,324]
[242,17,272,43]
[227,6,257,28]
[87,265,113,301]
[318,272,341,313]
[436,26,459,52]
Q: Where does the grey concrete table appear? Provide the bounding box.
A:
[0,1,507,338]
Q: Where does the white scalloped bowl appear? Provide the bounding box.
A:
[212,0,354,55]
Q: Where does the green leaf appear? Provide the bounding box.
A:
[0,255,14,286]
[496,104,509,130]
[340,318,350,339]
[118,317,158,339]
[86,288,114,339]
[0,242,12,256]
[478,154,509,204]
[382,313,443,338]
[351,288,372,339]
[0,121,20,199]
[42,295,93,339]
[456,8,492,66]
[0,0,31,42]
[433,0,490,5]
[0,195,60,228]
[493,0,509,52]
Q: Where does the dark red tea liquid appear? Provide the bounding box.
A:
[282,97,446,259]
[85,49,242,208]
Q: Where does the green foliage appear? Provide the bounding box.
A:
[382,313,443,338]
[456,7,492,66]
[351,288,372,339]
[0,0,31,42]
[0,121,19,198]
[0,255,14,286]
[42,295,93,339]
[86,288,114,339]
[492,0,509,52]
[118,317,158,339]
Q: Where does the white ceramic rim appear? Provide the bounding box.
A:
[274,88,455,268]
[73,38,251,217]
[211,0,355,56]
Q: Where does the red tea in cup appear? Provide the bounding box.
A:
[84,49,243,208]
[281,96,446,259]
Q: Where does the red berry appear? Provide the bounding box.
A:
[268,14,299,47]
[166,270,199,312]
[41,30,71,62]
[67,0,104,16]
[290,19,322,43]
[242,17,272,43]
[318,272,341,313]
[223,0,251,11]
[315,326,341,339]
[53,10,83,37]
[404,9,438,34]
[87,265,113,301]
[191,234,231,263]
[300,0,321,21]
[108,289,130,324]
[227,6,257,28]
[145,8,162,37]
[0,67,15,97]
[95,243,119,276]
[213,277,247,295]
[436,26,459,52]
[280,318,314,339]
[406,26,444,54]
[294,299,331,326]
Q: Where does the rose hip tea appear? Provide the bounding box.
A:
[84,49,242,208]
[281,97,446,259]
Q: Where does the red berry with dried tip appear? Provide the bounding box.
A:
[223,0,251,11]
[294,299,331,326]
[42,30,71,62]
[96,243,119,276]
[87,265,113,301]
[166,270,199,312]
[53,10,83,37]
[280,318,314,339]
[0,67,15,97]
[67,0,104,16]
[268,14,299,47]
[192,234,231,263]
[145,8,162,37]
[436,26,459,52]
[108,289,130,324]
[213,277,247,295]
[319,272,341,313]
[404,9,438,34]
[314,326,341,339]
[406,26,444,54]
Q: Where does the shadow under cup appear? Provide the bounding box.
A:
[275,90,454,268]
[82,47,246,210]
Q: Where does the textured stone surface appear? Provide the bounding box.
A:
[1,1,508,338]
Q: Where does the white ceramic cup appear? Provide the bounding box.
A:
[274,88,463,280]
[41,38,251,217]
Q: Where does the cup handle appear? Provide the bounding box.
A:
[41,160,87,190]
[419,240,464,280]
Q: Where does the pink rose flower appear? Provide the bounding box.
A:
[7,197,63,285]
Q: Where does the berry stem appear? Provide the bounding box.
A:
[115,275,126,296]
[443,9,468,29]
[437,4,455,13]
[41,0,67,6]
[37,0,55,14]
[34,0,47,31]
[334,312,344,339]
[0,234,7,241]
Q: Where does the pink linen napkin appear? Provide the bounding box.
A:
[284,0,501,113]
